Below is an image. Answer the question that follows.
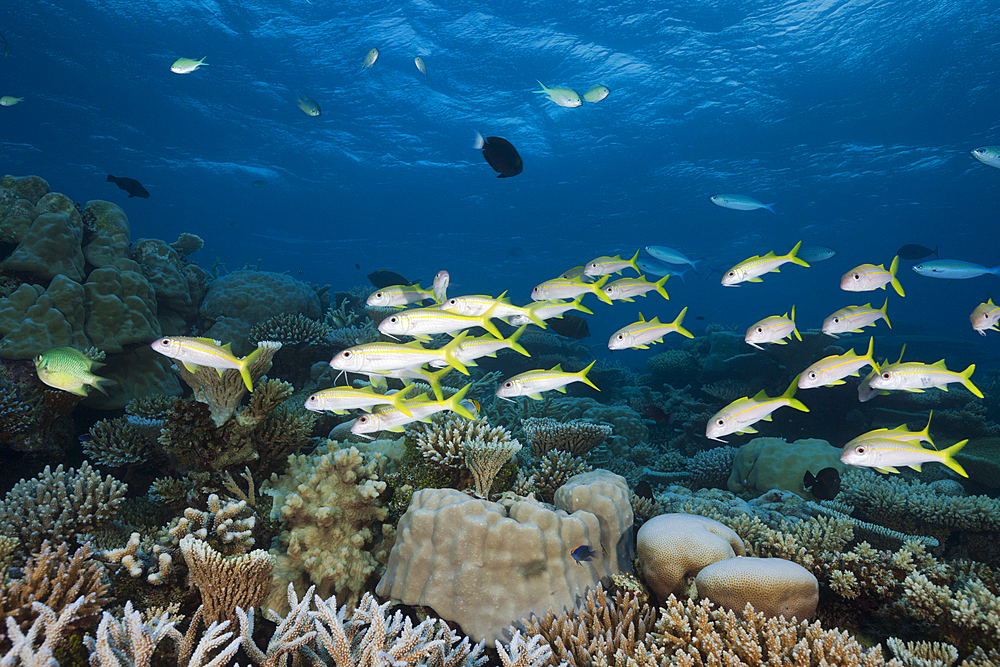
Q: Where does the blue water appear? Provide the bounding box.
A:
[3,0,999,368]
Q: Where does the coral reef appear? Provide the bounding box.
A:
[178,536,274,624]
[728,437,847,500]
[522,417,613,458]
[694,556,819,620]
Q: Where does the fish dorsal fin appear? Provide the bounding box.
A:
[638,312,647,322]
[649,317,662,324]
[194,336,223,346]
[932,359,947,368]
[762,251,776,258]
[551,363,564,372]
[751,389,769,401]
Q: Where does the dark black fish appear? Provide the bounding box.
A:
[368,269,411,288]
[634,480,653,499]
[476,133,523,178]
[695,315,705,321]
[355,263,361,270]
[896,244,938,261]
[107,174,150,198]
[571,545,596,564]
[803,467,841,500]
[547,314,590,339]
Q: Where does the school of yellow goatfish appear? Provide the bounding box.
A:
[32,237,998,479]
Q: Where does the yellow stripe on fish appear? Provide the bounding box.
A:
[869,360,982,398]
[721,240,810,286]
[608,307,692,350]
[705,376,809,442]
[151,336,263,391]
[496,361,598,400]
[799,337,876,388]
[840,256,905,297]
[822,298,891,337]
[366,283,436,307]
[584,249,641,277]
[744,305,800,349]
[841,436,967,477]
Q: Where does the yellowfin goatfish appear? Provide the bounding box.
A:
[869,360,983,398]
[822,299,890,338]
[0,96,23,106]
[841,256,904,297]
[532,80,582,108]
[582,85,610,103]
[362,48,379,70]
[329,332,471,376]
[304,384,416,416]
[841,437,967,477]
[971,299,1000,335]
[603,275,669,302]
[151,336,263,391]
[859,344,905,402]
[584,249,641,277]
[368,365,453,401]
[496,361,598,400]
[171,57,207,74]
[366,283,435,307]
[414,56,427,74]
[558,266,590,281]
[432,270,449,303]
[846,412,934,448]
[608,307,693,350]
[912,260,1000,280]
[507,296,593,326]
[744,306,800,350]
[710,194,775,215]
[798,337,875,389]
[439,293,547,328]
[351,385,474,437]
[378,303,503,341]
[705,377,809,442]
[643,245,700,272]
[428,325,531,368]
[971,146,1000,169]
[296,94,321,117]
[34,347,114,397]
[721,240,810,286]
[532,275,612,304]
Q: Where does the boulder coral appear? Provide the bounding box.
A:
[636,513,745,602]
[728,436,846,500]
[694,556,819,620]
[377,469,634,644]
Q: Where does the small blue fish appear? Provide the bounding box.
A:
[571,545,596,564]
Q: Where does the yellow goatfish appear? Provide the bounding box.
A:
[496,361,598,400]
[822,299,891,337]
[845,411,934,448]
[351,384,474,437]
[531,275,612,304]
[869,360,983,398]
[151,336,263,391]
[329,331,471,376]
[508,295,593,326]
[744,306,800,349]
[366,284,436,307]
[971,299,1000,335]
[439,292,547,328]
[721,240,810,286]
[840,256,904,297]
[378,302,502,341]
[705,377,809,442]
[841,437,967,477]
[608,308,693,350]
[799,337,875,388]
[584,249,641,277]
[603,275,670,302]
[303,384,416,416]
[34,347,115,397]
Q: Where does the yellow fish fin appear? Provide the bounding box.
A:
[875,466,900,474]
[555,386,567,393]
[738,426,758,434]
[941,440,969,477]
[762,414,773,422]
[749,278,763,282]
[182,361,199,373]
[829,380,846,386]
[527,393,544,400]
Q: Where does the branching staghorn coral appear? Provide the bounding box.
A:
[83,414,164,467]
[901,571,1000,650]
[0,460,127,553]
[415,414,515,473]
[516,450,592,503]
[248,313,335,347]
[0,541,110,648]
[886,637,959,667]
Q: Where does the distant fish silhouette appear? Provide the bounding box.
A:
[548,314,590,339]
[475,132,523,178]
[803,467,841,500]
[368,269,411,288]
[896,244,938,261]
[106,174,150,198]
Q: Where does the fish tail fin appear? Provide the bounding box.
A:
[654,275,670,300]
[880,298,892,329]
[933,245,939,259]
[571,294,594,314]
[441,331,470,376]
[92,376,116,396]
[960,364,983,398]
[784,376,810,412]
[525,305,548,329]
[940,439,969,477]
[889,256,905,296]
[578,360,600,391]
[690,259,701,274]
[791,305,802,341]
[424,366,452,401]
[106,175,115,182]
[671,306,694,339]
[478,301,503,339]
[239,345,265,391]
[532,80,547,93]
[592,276,613,304]
[628,248,641,273]
[507,324,531,357]
[444,384,475,419]
[676,268,688,284]
[862,336,876,365]
[389,390,415,417]
[787,240,810,267]
[474,131,485,149]
[764,202,777,215]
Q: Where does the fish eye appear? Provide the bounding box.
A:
[856,446,865,454]
[833,318,840,323]
[727,271,735,277]
[716,419,725,426]
[390,317,399,322]
[756,327,763,333]
[358,416,368,423]
[503,381,513,388]
[342,351,351,357]
[882,372,891,379]
[617,334,624,340]
[853,274,860,280]
[809,372,817,379]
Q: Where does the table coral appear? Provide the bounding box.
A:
[522,417,613,458]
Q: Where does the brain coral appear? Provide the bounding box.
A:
[636,513,745,603]
[376,470,634,644]
[727,437,846,500]
[695,556,819,620]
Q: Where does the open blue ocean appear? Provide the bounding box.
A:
[2,0,1000,663]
